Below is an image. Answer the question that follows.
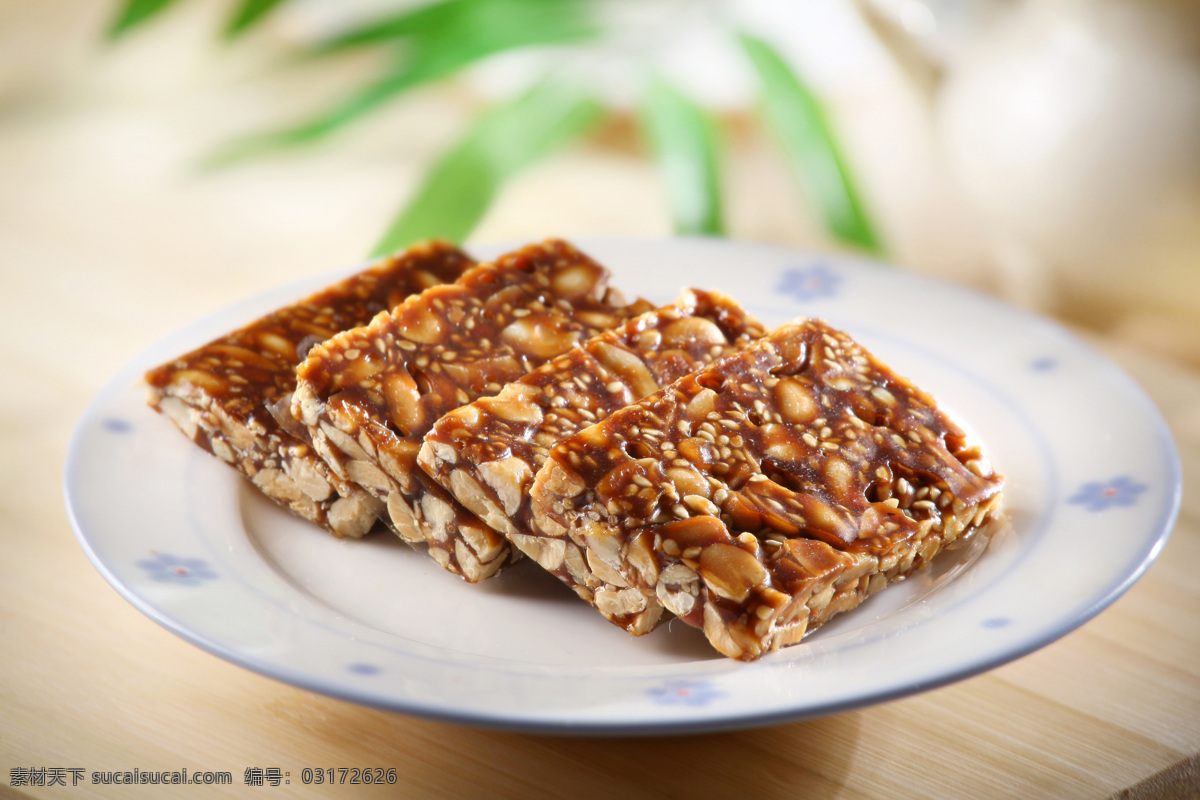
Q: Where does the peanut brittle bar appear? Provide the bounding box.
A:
[144,240,475,537]
[291,239,654,581]
[529,318,1005,660]
[418,289,766,630]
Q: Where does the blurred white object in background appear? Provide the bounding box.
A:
[868,0,1200,331]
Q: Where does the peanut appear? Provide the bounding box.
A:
[383,370,424,434]
[699,542,767,603]
[662,316,726,350]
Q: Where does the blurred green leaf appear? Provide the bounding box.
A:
[209,0,598,165]
[739,34,881,253]
[107,0,180,39]
[312,0,590,55]
[312,0,503,54]
[640,75,725,236]
[223,0,289,39]
[372,79,603,255]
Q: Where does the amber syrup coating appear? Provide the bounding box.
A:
[531,318,1005,660]
[291,239,655,580]
[145,241,474,537]
[419,289,767,629]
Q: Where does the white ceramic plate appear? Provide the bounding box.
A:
[65,238,1181,735]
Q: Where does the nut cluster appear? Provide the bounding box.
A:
[146,237,1006,661]
[530,319,1004,659]
[418,288,767,623]
[290,239,655,580]
[144,240,474,537]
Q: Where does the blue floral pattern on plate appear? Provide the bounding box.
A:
[778,264,842,302]
[137,553,218,584]
[646,680,726,707]
[1067,476,1148,512]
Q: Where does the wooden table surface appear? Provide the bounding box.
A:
[2,3,1197,798]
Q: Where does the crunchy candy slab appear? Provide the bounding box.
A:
[418,289,766,628]
[529,318,1005,660]
[144,240,474,537]
[291,239,654,581]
